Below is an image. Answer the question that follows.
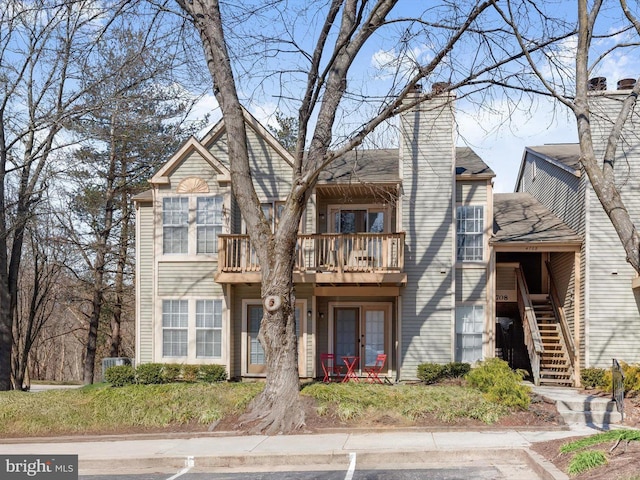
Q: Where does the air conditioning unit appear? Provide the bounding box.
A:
[101,357,134,382]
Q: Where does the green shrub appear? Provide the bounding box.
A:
[465,358,530,410]
[198,364,227,383]
[162,364,182,383]
[182,365,199,383]
[417,363,445,384]
[581,367,606,389]
[622,363,640,393]
[136,363,164,385]
[442,362,471,378]
[105,365,136,387]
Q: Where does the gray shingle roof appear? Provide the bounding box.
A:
[527,144,581,170]
[492,192,582,244]
[455,147,495,177]
[318,147,492,184]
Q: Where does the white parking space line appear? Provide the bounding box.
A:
[166,456,194,480]
[344,452,356,480]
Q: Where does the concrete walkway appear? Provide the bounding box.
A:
[1,384,630,479]
[0,425,601,479]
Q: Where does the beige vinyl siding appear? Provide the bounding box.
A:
[456,182,487,204]
[399,95,455,377]
[246,126,292,199]
[137,203,154,364]
[164,151,222,191]
[455,268,487,302]
[585,93,640,367]
[207,134,230,165]
[157,262,220,297]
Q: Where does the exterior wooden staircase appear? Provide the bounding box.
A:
[534,300,573,387]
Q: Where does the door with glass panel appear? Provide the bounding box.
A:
[333,305,388,374]
[362,307,387,370]
[247,305,265,373]
[247,303,305,375]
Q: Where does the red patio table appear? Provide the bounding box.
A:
[341,355,359,382]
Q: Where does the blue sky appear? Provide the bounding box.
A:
[187,0,637,193]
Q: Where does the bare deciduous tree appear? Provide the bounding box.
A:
[174,0,562,434]
[496,0,640,273]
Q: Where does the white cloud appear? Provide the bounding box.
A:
[456,96,577,193]
[370,45,433,81]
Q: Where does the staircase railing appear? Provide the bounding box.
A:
[515,267,544,385]
[544,261,576,381]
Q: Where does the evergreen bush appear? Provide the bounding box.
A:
[465,358,530,409]
[104,365,136,387]
[136,363,164,384]
[198,364,227,383]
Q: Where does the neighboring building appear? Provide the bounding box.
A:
[134,81,640,387]
[515,88,640,371]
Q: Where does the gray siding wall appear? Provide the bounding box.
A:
[399,94,455,378]
[455,269,487,302]
[520,151,589,365]
[137,203,154,364]
[520,153,585,235]
[456,181,487,204]
[586,93,640,367]
[549,252,579,356]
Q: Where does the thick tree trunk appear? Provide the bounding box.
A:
[240,295,304,434]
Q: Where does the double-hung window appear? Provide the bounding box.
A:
[196,299,223,358]
[197,197,223,254]
[455,305,484,363]
[163,196,223,255]
[163,198,188,254]
[456,205,484,261]
[162,300,188,357]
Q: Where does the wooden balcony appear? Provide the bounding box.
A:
[216,233,407,285]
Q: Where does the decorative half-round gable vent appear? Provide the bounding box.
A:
[176,176,210,193]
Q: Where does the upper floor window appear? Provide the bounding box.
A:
[456,205,483,261]
[163,198,188,254]
[162,196,223,255]
[197,197,223,254]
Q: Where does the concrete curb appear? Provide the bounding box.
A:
[79,448,567,478]
[0,424,570,445]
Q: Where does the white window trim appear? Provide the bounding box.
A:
[159,194,224,259]
[156,296,227,364]
[454,303,485,364]
[456,204,485,263]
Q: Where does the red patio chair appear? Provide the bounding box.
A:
[363,354,387,384]
[320,353,342,382]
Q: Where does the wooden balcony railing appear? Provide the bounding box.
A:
[218,232,405,274]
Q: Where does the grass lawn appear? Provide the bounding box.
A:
[0,381,516,437]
